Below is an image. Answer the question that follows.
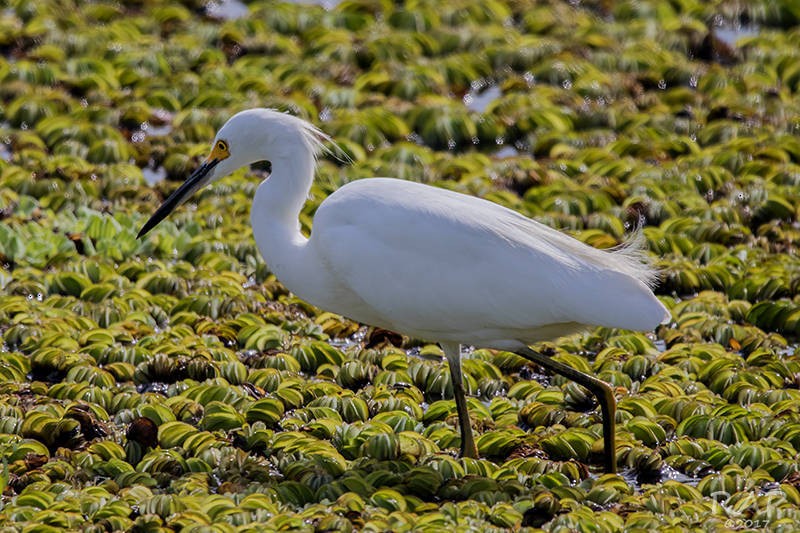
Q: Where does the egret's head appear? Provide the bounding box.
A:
[137,129,232,238]
[138,109,323,238]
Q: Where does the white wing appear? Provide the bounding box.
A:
[310,178,668,347]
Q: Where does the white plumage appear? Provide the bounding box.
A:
[308,178,667,349]
[139,108,670,473]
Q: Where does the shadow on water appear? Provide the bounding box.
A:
[619,462,703,492]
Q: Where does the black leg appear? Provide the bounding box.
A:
[514,346,616,474]
[441,342,478,458]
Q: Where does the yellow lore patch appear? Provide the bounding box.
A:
[208,139,230,162]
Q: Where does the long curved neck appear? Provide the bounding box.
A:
[251,152,323,302]
[253,154,314,232]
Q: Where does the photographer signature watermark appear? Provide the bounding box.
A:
[709,489,782,530]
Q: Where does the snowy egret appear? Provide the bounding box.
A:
[139,108,670,473]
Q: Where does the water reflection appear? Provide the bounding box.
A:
[206,0,249,20]
[492,145,519,159]
[463,83,502,113]
[714,24,759,48]
[143,166,167,186]
[286,0,342,9]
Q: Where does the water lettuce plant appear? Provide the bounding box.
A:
[1,0,800,530]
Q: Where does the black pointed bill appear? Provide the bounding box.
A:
[137,158,220,239]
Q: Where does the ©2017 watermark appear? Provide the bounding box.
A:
[710,489,782,530]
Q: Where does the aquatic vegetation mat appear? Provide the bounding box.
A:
[2,0,800,530]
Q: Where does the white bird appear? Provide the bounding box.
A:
[139,108,670,473]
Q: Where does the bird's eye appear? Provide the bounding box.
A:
[217,141,228,152]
